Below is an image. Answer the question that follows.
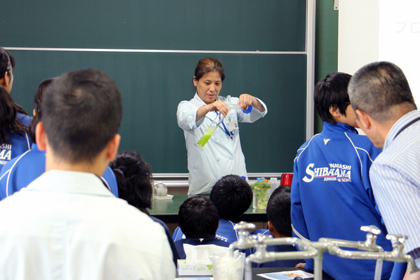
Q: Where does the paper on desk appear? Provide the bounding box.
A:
[184,244,229,262]
[258,270,314,280]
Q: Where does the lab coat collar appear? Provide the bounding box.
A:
[25,170,115,197]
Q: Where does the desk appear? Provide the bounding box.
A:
[150,195,267,223]
[176,267,332,280]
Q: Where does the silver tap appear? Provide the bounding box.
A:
[238,223,413,280]
[229,221,256,256]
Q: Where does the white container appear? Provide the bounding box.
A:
[269,177,279,196]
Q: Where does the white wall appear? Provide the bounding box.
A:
[338,0,420,103]
[337,0,379,75]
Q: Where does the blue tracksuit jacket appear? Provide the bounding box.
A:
[0,113,32,172]
[291,122,395,280]
[0,143,118,200]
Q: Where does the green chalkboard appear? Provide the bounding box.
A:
[1,0,308,173]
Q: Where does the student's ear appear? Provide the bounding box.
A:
[36,122,47,151]
[267,221,278,238]
[329,105,340,117]
[105,134,121,162]
[355,109,371,130]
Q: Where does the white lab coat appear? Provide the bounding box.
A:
[177,94,267,195]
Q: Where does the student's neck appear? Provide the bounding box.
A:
[46,156,107,177]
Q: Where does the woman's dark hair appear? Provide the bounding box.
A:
[0,47,28,143]
[29,78,55,143]
[110,151,153,214]
[314,72,352,124]
[0,86,28,143]
[0,47,15,80]
[194,57,225,82]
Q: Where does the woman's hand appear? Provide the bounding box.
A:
[196,100,228,121]
[209,100,229,116]
[238,93,265,112]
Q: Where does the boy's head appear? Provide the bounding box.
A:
[266,186,292,238]
[314,72,352,125]
[210,175,252,222]
[178,196,219,239]
[41,69,123,164]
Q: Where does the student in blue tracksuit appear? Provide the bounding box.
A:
[0,78,118,200]
[291,72,402,280]
[173,175,253,244]
[253,186,304,268]
[0,47,32,172]
[174,196,230,259]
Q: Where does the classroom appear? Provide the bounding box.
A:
[1,0,419,279]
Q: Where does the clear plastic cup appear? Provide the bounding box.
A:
[210,252,245,280]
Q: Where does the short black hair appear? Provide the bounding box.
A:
[266,186,292,237]
[314,72,352,124]
[210,175,252,222]
[43,69,123,163]
[110,151,153,214]
[178,196,219,239]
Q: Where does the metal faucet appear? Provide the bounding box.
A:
[229,221,256,256]
[230,222,414,280]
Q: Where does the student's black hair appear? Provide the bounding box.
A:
[29,78,55,143]
[266,186,292,237]
[314,72,352,124]
[0,87,28,143]
[110,151,153,214]
[210,174,253,222]
[42,69,123,163]
[194,57,225,82]
[178,196,219,239]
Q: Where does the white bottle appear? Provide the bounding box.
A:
[269,177,279,196]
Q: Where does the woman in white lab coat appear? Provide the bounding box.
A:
[177,57,267,195]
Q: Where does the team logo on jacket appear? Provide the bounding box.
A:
[0,144,12,165]
[302,163,352,183]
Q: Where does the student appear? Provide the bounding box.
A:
[0,47,32,171]
[0,69,175,279]
[0,78,118,200]
[291,72,395,279]
[177,57,268,195]
[173,174,253,243]
[348,61,420,280]
[254,186,304,268]
[174,196,230,259]
[110,150,180,265]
